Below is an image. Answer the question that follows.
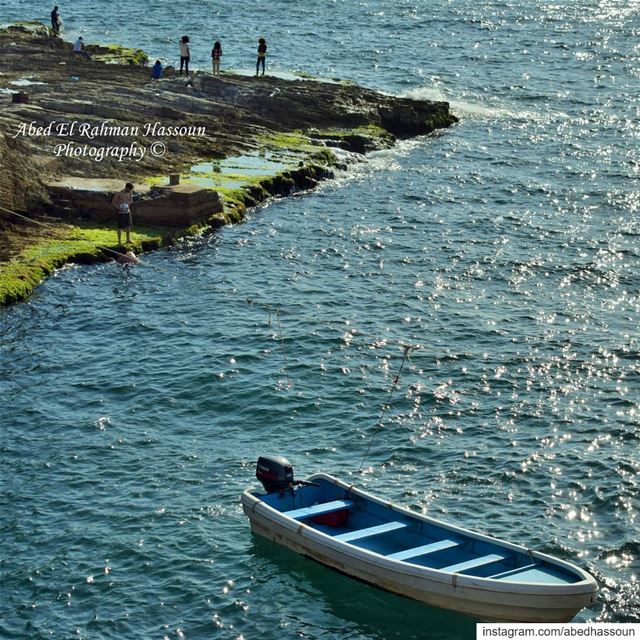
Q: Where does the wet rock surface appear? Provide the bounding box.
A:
[0,21,458,305]
[0,23,457,201]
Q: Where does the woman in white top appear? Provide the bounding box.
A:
[180,35,190,76]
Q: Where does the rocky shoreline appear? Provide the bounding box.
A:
[0,22,458,306]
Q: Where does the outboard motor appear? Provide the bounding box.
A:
[256,455,295,494]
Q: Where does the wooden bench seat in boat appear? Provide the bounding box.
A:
[387,539,460,561]
[284,499,354,521]
[489,563,537,580]
[334,521,407,542]
[440,553,507,574]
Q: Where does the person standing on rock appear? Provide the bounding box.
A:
[211,41,222,75]
[256,37,267,76]
[112,183,134,245]
[180,35,190,76]
[50,6,61,35]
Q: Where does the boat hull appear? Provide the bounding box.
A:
[242,474,597,622]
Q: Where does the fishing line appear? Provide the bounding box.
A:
[0,204,49,227]
[275,307,292,388]
[245,298,420,394]
[3,208,422,390]
[246,297,292,387]
[0,204,138,260]
[358,343,418,473]
[246,297,272,325]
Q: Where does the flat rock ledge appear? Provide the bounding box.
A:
[0,22,458,305]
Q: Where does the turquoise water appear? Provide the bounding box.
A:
[1,0,639,638]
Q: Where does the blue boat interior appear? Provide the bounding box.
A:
[257,478,582,585]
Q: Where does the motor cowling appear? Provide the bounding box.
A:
[256,455,294,493]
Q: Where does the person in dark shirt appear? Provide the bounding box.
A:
[151,60,163,79]
[51,6,61,35]
[256,37,267,76]
[211,41,222,76]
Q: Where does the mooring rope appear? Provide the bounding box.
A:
[358,343,418,473]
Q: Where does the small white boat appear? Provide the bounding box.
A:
[241,456,598,622]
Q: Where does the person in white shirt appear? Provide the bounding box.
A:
[73,36,91,60]
[179,35,190,76]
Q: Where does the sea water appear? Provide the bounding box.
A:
[0,1,638,638]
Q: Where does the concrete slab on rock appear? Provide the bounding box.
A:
[46,179,222,226]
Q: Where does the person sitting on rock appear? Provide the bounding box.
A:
[51,6,61,35]
[73,36,92,60]
[112,183,134,245]
[180,35,190,76]
[256,37,267,76]
[151,59,163,79]
[211,41,222,76]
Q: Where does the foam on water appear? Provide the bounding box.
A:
[403,85,564,123]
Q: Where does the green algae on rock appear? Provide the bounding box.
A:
[0,223,167,306]
[89,44,149,66]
